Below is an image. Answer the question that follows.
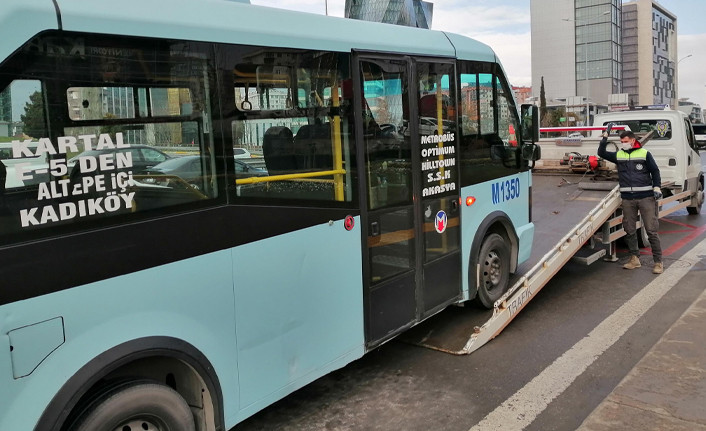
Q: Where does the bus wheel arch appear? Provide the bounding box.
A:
[36,337,223,431]
[468,212,519,308]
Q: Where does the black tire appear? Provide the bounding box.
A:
[70,381,196,431]
[475,233,511,309]
[687,181,703,215]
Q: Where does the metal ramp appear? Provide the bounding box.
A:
[400,175,623,355]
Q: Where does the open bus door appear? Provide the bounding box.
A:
[355,55,461,348]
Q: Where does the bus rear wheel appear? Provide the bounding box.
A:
[70,381,196,431]
[475,233,510,309]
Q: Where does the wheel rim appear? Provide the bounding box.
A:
[482,250,503,291]
[114,417,166,431]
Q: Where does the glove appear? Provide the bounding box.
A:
[602,122,614,138]
[653,187,662,200]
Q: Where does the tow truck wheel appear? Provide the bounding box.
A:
[687,180,704,215]
[475,233,510,309]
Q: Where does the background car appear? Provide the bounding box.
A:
[233,147,252,159]
[147,155,267,189]
[67,144,172,174]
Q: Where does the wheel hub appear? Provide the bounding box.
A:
[483,251,502,290]
[114,418,163,431]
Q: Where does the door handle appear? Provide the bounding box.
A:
[370,221,380,237]
[450,198,459,212]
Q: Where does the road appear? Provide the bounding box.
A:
[234,171,706,431]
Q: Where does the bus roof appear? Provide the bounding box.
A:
[1,0,497,64]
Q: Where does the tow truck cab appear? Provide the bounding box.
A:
[591,110,704,200]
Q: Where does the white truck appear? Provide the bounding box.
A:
[536,108,705,215]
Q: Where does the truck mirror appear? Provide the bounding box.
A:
[521,104,539,143]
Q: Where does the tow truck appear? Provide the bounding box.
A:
[402,108,705,354]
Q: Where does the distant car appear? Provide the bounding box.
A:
[147,155,267,189]
[234,158,267,177]
[68,144,172,174]
[419,117,455,135]
[233,147,252,159]
[146,155,207,188]
[568,132,584,138]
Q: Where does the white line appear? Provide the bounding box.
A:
[469,236,706,431]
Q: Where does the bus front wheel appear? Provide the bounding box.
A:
[70,381,196,431]
[475,233,510,309]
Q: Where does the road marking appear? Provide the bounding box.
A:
[469,235,706,431]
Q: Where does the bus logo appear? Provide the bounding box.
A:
[435,210,447,234]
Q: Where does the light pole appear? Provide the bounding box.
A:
[563,11,610,126]
[676,55,692,106]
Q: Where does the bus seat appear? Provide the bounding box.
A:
[262,126,295,175]
[295,123,332,171]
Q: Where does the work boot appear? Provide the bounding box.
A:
[623,255,641,269]
[653,262,664,274]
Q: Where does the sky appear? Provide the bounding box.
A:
[250,0,706,110]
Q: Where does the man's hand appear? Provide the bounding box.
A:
[602,122,614,138]
[653,187,663,200]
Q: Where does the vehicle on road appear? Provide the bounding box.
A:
[67,144,172,174]
[233,147,252,158]
[147,155,267,191]
[0,2,541,430]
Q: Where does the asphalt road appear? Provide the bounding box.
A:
[234,173,706,431]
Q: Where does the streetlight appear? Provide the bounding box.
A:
[563,11,610,126]
[674,54,694,106]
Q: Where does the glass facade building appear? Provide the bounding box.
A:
[622,0,677,107]
[532,0,677,112]
[345,0,433,29]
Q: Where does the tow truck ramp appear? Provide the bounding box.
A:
[460,184,621,354]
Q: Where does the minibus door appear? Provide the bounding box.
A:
[356,55,461,348]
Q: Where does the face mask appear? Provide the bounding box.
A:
[619,142,633,151]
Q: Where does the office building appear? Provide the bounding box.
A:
[622,0,677,108]
[531,0,622,123]
[345,0,433,29]
[532,0,680,118]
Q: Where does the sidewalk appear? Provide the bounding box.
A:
[577,286,706,431]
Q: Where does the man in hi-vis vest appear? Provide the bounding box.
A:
[598,128,664,274]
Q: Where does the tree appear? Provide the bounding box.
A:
[20,91,46,139]
[540,76,548,126]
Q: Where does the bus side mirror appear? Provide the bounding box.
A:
[522,143,541,162]
[521,104,539,143]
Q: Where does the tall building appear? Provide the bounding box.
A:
[622,0,677,108]
[531,0,679,119]
[532,0,622,122]
[345,0,433,29]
